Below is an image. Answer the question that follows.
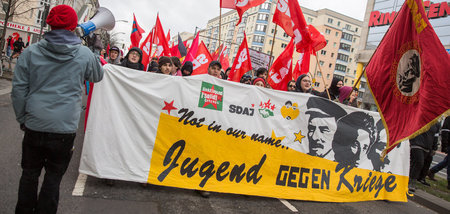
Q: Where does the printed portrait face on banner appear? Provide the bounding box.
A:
[305,97,347,159]
[396,50,421,95]
[332,112,377,168]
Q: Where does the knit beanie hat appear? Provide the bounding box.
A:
[46,5,78,31]
[158,56,173,69]
[252,77,266,86]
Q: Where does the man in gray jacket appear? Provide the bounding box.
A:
[11,5,103,214]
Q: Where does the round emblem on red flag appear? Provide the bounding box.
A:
[390,41,422,104]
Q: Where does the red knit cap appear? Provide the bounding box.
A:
[46,5,78,31]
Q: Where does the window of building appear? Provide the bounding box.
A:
[325,29,331,34]
[349,58,352,62]
[355,27,358,32]
[335,32,339,37]
[253,35,265,43]
[353,38,357,43]
[314,82,320,87]
[333,42,336,47]
[339,43,351,51]
[327,74,331,79]
[341,32,353,41]
[319,61,324,66]
[328,18,333,24]
[36,0,51,25]
[344,79,348,83]
[271,28,275,34]
[351,48,354,52]
[352,80,355,85]
[257,13,269,21]
[283,33,289,38]
[335,63,347,72]
[260,2,271,10]
[337,21,341,26]
[307,17,313,23]
[269,40,272,45]
[320,50,326,55]
[281,43,287,48]
[328,63,332,68]
[252,46,263,52]
[337,53,349,62]
[353,70,357,75]
[331,53,334,57]
[255,24,267,32]
[345,24,351,30]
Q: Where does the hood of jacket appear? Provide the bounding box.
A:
[39,29,82,62]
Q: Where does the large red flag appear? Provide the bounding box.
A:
[228,33,252,82]
[155,14,171,57]
[166,29,171,44]
[222,0,266,26]
[130,13,145,48]
[191,41,213,76]
[140,28,154,71]
[273,0,312,53]
[267,38,294,91]
[365,0,450,155]
[183,32,200,63]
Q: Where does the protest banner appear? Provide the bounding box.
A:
[80,64,409,202]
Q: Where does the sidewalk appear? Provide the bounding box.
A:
[409,189,450,214]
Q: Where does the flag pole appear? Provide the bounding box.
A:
[219,5,222,49]
[268,24,278,69]
[314,53,331,100]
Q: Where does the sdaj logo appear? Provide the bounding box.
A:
[198,82,224,111]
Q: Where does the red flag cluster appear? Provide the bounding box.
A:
[228,33,252,82]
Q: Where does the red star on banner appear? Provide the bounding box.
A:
[162,100,177,115]
[201,85,222,110]
[264,99,272,109]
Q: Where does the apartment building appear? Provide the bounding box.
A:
[200,0,363,93]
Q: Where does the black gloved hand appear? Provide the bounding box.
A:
[20,123,25,131]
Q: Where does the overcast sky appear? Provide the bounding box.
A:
[98,0,368,45]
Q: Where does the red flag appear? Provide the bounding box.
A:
[166,29,171,43]
[221,54,230,71]
[228,32,252,82]
[218,46,228,63]
[183,32,200,63]
[220,0,236,9]
[155,14,171,57]
[267,38,294,91]
[130,13,145,48]
[211,44,223,61]
[273,0,312,53]
[231,0,266,26]
[293,50,311,80]
[307,25,326,52]
[106,44,110,56]
[365,0,450,155]
[171,43,181,58]
[191,41,213,75]
[140,29,154,71]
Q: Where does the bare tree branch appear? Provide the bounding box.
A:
[12,5,44,16]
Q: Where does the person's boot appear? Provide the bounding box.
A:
[418,179,431,186]
[408,179,417,193]
[427,170,436,181]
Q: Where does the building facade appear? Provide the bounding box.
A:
[200,0,363,93]
[356,0,450,110]
[1,0,99,51]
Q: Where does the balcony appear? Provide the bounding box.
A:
[333,70,346,77]
[256,20,268,24]
[336,59,348,65]
[252,41,264,46]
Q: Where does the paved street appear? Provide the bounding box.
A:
[0,78,439,214]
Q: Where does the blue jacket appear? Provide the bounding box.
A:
[11,30,104,133]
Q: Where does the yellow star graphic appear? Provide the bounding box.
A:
[271,130,286,143]
[294,130,305,144]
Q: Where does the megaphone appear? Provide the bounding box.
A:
[77,7,115,37]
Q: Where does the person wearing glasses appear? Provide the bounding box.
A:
[120,47,145,71]
[287,80,296,92]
